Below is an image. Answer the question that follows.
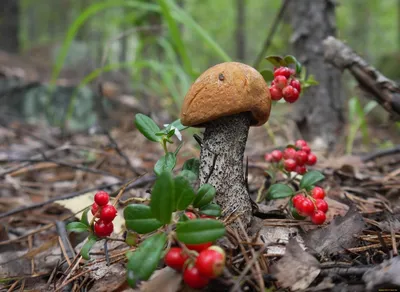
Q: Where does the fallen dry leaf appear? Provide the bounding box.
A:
[363,257,400,292]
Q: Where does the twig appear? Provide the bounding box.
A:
[361,144,400,162]
[56,221,76,264]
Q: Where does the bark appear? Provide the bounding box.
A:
[323,36,400,119]
[289,0,344,150]
[199,112,253,228]
[235,0,246,61]
[0,0,19,53]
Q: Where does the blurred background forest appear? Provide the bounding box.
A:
[1,0,399,152]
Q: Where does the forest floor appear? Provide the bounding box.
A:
[0,104,399,292]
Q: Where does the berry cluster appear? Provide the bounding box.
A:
[269,66,301,103]
[265,140,317,175]
[91,191,117,237]
[164,212,225,289]
[292,186,328,225]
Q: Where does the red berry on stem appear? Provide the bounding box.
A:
[295,165,307,175]
[295,150,308,166]
[302,145,311,154]
[185,212,196,220]
[269,85,282,101]
[290,79,301,93]
[274,67,291,78]
[94,220,113,237]
[307,153,317,165]
[311,186,325,199]
[311,210,326,225]
[200,214,215,219]
[274,75,288,89]
[91,202,100,218]
[282,86,300,103]
[295,139,308,148]
[94,191,109,206]
[164,247,189,271]
[284,159,297,172]
[292,194,305,208]
[289,68,296,76]
[183,265,210,289]
[264,153,273,162]
[196,249,225,278]
[283,147,296,159]
[297,198,315,216]
[315,199,328,213]
[271,150,283,162]
[185,242,213,252]
[100,205,117,223]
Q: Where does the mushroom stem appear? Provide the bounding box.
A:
[199,112,253,227]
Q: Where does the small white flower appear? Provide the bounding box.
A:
[164,124,182,141]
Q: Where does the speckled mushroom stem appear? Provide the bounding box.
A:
[199,112,253,228]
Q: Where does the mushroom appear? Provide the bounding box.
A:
[180,62,271,228]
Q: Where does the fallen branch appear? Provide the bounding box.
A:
[323,36,400,119]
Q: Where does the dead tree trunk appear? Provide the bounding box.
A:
[0,0,19,53]
[289,0,344,150]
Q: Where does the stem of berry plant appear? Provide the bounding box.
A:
[161,138,168,154]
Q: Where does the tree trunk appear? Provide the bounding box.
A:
[235,0,246,61]
[0,0,20,53]
[289,0,344,150]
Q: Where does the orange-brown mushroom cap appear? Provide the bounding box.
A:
[180,62,271,127]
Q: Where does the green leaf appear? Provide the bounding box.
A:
[268,184,294,199]
[299,171,325,190]
[67,222,89,233]
[265,55,286,67]
[284,55,302,75]
[150,171,175,224]
[80,234,97,260]
[126,233,167,287]
[199,203,221,217]
[134,114,161,142]
[80,208,90,227]
[124,204,163,234]
[260,70,274,82]
[170,119,188,131]
[176,219,225,244]
[154,152,177,176]
[174,176,195,210]
[179,170,197,182]
[193,184,216,208]
[182,158,200,177]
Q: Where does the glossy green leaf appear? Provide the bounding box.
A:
[265,55,285,67]
[182,158,200,177]
[299,171,325,191]
[124,204,163,234]
[199,203,221,217]
[150,171,174,224]
[174,176,195,210]
[126,233,167,287]
[80,208,90,227]
[67,222,89,233]
[80,234,97,260]
[284,55,302,75]
[179,170,197,182]
[134,114,161,142]
[268,184,294,199]
[170,119,188,131]
[193,184,216,208]
[176,219,225,244]
[260,70,274,82]
[154,152,177,176]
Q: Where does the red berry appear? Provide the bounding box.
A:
[289,68,296,76]
[264,153,273,162]
[196,248,225,278]
[284,159,297,172]
[274,75,288,89]
[292,194,305,209]
[94,191,109,206]
[271,150,283,162]
[311,210,326,225]
[297,198,315,216]
[290,79,301,93]
[315,199,328,213]
[185,212,197,220]
[295,165,307,175]
[185,242,213,252]
[274,67,291,79]
[100,205,117,223]
[164,247,189,271]
[282,86,300,103]
[295,150,308,166]
[302,145,311,154]
[311,187,325,199]
[295,139,308,148]
[200,214,215,219]
[91,202,100,218]
[94,220,113,237]
[283,147,296,159]
[183,265,210,289]
[307,153,317,165]
[269,85,282,101]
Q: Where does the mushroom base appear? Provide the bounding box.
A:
[199,112,253,228]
